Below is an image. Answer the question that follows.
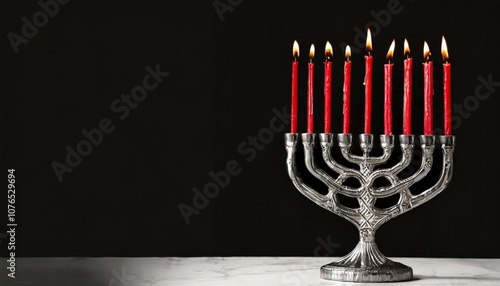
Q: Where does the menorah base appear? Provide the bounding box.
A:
[320,242,413,282]
[321,261,413,282]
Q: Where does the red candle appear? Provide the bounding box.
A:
[384,40,395,135]
[442,36,452,135]
[364,29,373,134]
[291,41,299,133]
[307,44,315,133]
[343,45,352,134]
[403,39,413,135]
[423,41,434,135]
[324,41,333,133]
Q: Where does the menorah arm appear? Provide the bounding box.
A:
[302,134,361,196]
[370,136,435,198]
[410,136,455,208]
[285,133,330,210]
[368,135,415,185]
[337,134,394,166]
[318,133,365,184]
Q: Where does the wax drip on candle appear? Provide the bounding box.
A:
[343,45,352,134]
[290,41,300,133]
[384,40,395,135]
[441,35,452,135]
[324,41,333,133]
[363,28,373,134]
[403,38,413,135]
[307,44,315,133]
[423,41,434,135]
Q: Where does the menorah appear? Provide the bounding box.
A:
[285,132,455,282]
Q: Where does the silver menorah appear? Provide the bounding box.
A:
[285,132,455,282]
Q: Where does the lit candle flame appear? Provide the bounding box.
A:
[404,38,410,58]
[366,28,372,53]
[441,36,449,62]
[386,39,395,61]
[345,45,351,61]
[423,41,430,61]
[325,41,333,60]
[309,44,315,60]
[293,40,300,59]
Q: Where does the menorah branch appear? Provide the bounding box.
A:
[319,133,364,184]
[368,135,415,191]
[370,135,436,198]
[302,134,360,196]
[410,135,455,208]
[285,133,330,211]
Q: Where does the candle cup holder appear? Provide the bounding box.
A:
[285,133,455,282]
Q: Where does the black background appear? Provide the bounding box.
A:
[0,0,499,259]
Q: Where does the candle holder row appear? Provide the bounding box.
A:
[285,132,455,282]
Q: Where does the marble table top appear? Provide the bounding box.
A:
[1,257,499,285]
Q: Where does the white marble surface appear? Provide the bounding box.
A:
[1,257,499,285]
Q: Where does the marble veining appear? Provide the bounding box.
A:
[1,257,499,285]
